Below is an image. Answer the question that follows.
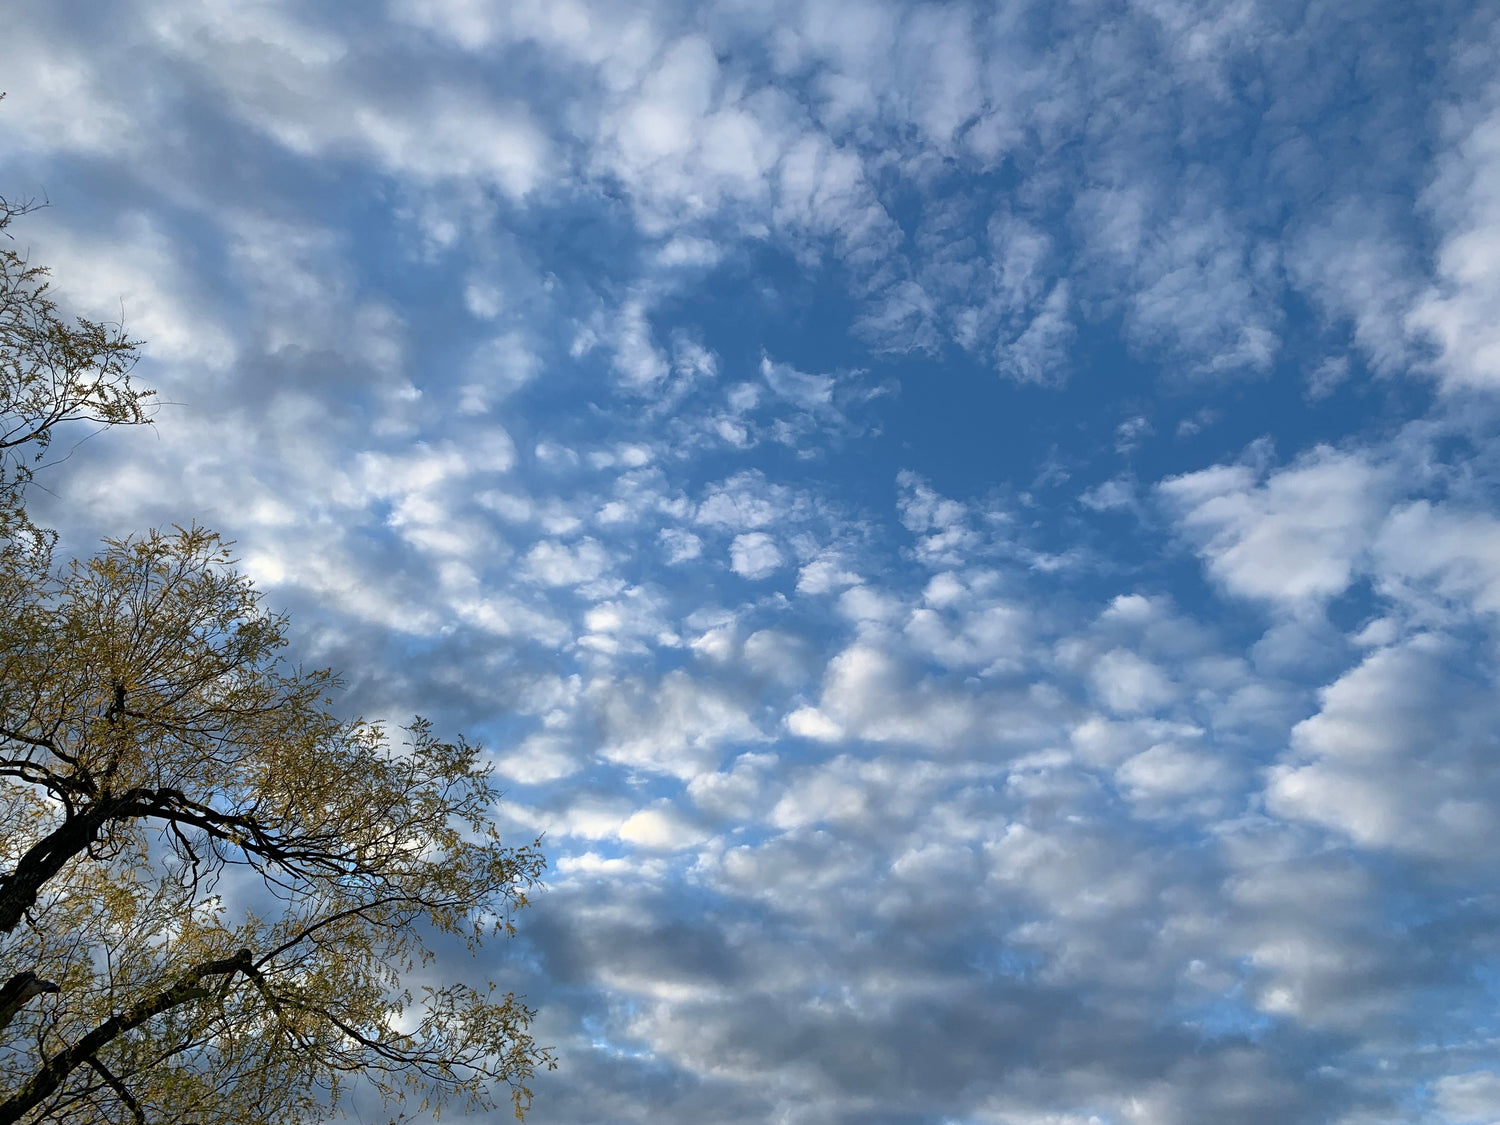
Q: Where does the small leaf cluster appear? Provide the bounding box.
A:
[0,195,151,544]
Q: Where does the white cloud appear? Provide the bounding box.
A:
[797,550,862,594]
[393,0,656,74]
[1304,355,1351,401]
[0,29,143,157]
[813,643,984,749]
[785,706,844,742]
[594,670,763,779]
[1115,742,1232,811]
[687,751,779,821]
[596,293,671,391]
[729,532,784,579]
[998,280,1074,386]
[616,37,718,166]
[1286,204,1419,378]
[760,355,834,409]
[768,754,936,832]
[905,601,1026,671]
[494,733,584,784]
[659,527,704,564]
[1433,1071,1500,1123]
[1080,477,1137,512]
[618,802,706,850]
[1160,447,1384,606]
[1266,636,1500,860]
[26,213,235,370]
[696,472,792,530]
[154,2,551,198]
[1076,191,1280,378]
[741,629,815,686]
[656,235,722,268]
[463,330,541,408]
[523,538,612,586]
[1409,78,1500,390]
[1090,649,1177,715]
[1374,500,1500,619]
[896,472,986,567]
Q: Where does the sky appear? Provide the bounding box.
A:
[4,0,1500,1121]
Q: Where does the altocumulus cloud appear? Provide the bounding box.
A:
[6,0,1500,1121]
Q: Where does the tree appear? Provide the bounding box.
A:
[0,201,552,1122]
[0,195,150,542]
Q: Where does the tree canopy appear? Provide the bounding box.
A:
[0,199,552,1123]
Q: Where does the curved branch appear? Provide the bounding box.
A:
[0,783,360,935]
[0,950,251,1125]
[84,1056,145,1125]
[0,971,59,1035]
[0,789,149,933]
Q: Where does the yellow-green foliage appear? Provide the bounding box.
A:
[0,526,550,1124]
[0,194,151,544]
[0,196,551,1124]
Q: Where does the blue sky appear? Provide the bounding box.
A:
[6,0,1500,1121]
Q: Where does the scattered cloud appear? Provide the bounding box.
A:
[3,1,1498,1121]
